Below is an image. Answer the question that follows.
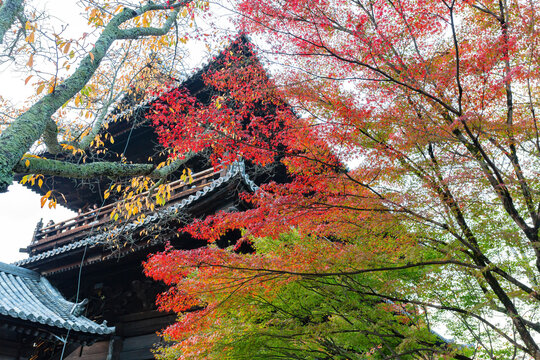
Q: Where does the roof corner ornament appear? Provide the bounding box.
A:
[70,298,89,316]
[31,218,43,244]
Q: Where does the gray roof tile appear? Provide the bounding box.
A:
[0,262,114,335]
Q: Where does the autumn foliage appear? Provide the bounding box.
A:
[146,0,540,359]
[145,233,451,359]
[150,41,296,167]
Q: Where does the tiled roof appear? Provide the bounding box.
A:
[0,262,114,335]
[105,35,251,123]
[15,161,258,267]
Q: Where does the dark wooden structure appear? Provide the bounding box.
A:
[14,38,265,359]
[17,36,263,213]
[16,162,256,359]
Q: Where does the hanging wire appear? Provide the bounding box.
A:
[59,115,140,359]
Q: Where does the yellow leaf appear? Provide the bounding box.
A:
[37,84,45,95]
[26,31,35,43]
[26,54,34,67]
[38,178,43,188]
[104,190,110,199]
[215,97,222,109]
[25,75,33,85]
[89,52,95,62]
[25,159,30,167]
[21,175,29,185]
[40,197,47,208]
[63,42,70,54]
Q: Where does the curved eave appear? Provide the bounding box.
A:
[15,161,258,268]
[0,262,114,336]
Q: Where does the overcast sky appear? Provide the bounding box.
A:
[0,184,75,263]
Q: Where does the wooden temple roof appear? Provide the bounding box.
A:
[16,161,257,274]
[0,262,114,337]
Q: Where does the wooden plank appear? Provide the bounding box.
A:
[118,349,154,360]
[64,341,110,359]
[65,353,108,360]
[119,316,176,337]
[121,334,160,351]
[80,342,110,355]
[63,346,82,359]
[118,334,160,360]
[117,310,172,322]
[0,339,19,357]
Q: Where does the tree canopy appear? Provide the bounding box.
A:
[0,0,207,194]
[145,0,540,359]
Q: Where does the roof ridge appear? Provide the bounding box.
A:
[104,34,249,124]
[0,264,114,335]
[0,262,40,279]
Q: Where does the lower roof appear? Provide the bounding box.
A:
[0,262,114,336]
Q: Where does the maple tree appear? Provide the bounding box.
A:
[146,232,474,360]
[2,0,540,358]
[144,0,540,359]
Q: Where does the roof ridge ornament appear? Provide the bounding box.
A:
[0,262,114,336]
[70,298,89,316]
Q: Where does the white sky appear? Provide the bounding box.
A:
[0,184,75,263]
